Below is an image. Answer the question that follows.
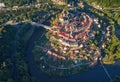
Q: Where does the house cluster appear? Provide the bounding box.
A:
[106,26,112,41]
[77,2,84,8]
[44,10,103,67]
[91,2,103,10]
[67,1,84,8]
[50,10,93,47]
[52,0,66,5]
[0,3,5,9]
[47,50,66,61]
[100,25,112,49]
[12,2,42,10]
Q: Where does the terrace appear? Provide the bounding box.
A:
[51,11,94,47]
[38,9,107,70]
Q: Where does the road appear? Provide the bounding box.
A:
[30,22,51,30]
[24,26,120,82]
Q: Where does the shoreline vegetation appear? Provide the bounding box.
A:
[0,0,120,82]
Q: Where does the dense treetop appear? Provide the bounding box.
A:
[0,0,52,7]
[0,0,36,7]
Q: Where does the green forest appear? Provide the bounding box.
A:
[0,1,63,81]
[0,0,36,7]
[0,0,52,7]
[0,24,38,82]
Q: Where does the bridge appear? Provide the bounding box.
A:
[30,22,51,30]
[4,21,51,30]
